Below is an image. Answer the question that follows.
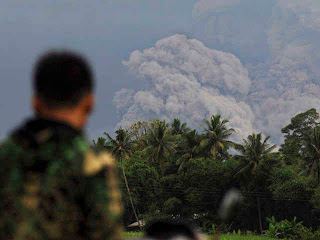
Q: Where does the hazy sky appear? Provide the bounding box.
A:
[0,0,196,140]
[2,0,320,145]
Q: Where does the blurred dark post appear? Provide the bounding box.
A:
[257,197,263,234]
[318,158,320,186]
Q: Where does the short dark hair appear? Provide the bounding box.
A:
[33,50,94,108]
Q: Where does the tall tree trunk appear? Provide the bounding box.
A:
[160,157,164,177]
[121,158,142,230]
[212,145,216,160]
[318,158,320,186]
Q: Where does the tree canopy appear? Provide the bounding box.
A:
[92,110,320,233]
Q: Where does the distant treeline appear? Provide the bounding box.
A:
[92,108,320,232]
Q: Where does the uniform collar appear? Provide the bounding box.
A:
[11,116,84,148]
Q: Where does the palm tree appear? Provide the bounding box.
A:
[104,129,141,229]
[234,133,276,176]
[200,115,235,160]
[142,120,176,176]
[92,137,107,150]
[301,127,320,185]
[104,129,134,161]
[176,130,200,174]
[170,118,190,135]
[128,121,149,141]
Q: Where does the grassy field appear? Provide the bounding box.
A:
[124,232,275,239]
[125,232,144,238]
[216,236,274,240]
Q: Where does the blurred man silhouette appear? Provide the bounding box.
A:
[0,50,123,239]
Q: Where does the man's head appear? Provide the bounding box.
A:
[32,50,95,129]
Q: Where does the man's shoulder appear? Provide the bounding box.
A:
[82,148,117,176]
[0,137,18,147]
[0,137,22,158]
[62,136,117,175]
[0,132,118,177]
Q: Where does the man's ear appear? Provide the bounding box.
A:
[82,93,95,115]
[32,95,42,114]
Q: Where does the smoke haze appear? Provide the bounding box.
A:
[114,0,320,144]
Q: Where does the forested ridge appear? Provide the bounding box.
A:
[92,108,320,233]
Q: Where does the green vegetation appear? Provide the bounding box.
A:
[124,232,143,238]
[93,110,320,235]
[124,232,275,239]
[220,236,274,240]
[264,216,320,240]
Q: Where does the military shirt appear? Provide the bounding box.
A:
[0,117,123,240]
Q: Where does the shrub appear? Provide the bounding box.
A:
[265,216,303,239]
[265,216,320,240]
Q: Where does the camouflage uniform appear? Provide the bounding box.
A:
[0,117,123,240]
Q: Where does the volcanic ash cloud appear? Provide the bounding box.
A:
[113,34,255,141]
[192,0,320,143]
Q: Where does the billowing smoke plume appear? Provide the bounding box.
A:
[191,0,320,143]
[192,0,274,64]
[254,0,320,140]
[277,0,320,33]
[113,34,254,141]
[114,0,320,144]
